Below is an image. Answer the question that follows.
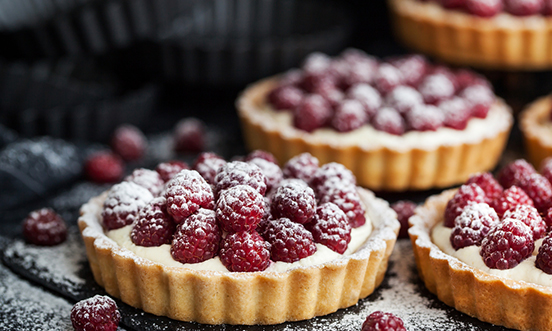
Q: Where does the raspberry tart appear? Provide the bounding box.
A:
[520,95,552,168]
[237,50,513,191]
[388,0,552,70]
[78,151,400,325]
[410,159,552,330]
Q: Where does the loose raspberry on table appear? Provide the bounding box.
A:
[504,0,544,15]
[444,183,487,227]
[262,217,317,263]
[173,117,206,153]
[216,185,265,233]
[267,85,304,110]
[171,208,221,264]
[347,83,382,118]
[85,151,124,183]
[214,161,267,198]
[480,218,535,270]
[219,231,270,272]
[131,197,175,247]
[492,185,534,217]
[125,168,164,196]
[293,94,332,132]
[390,200,417,239]
[539,157,552,184]
[405,104,444,131]
[306,202,352,254]
[271,179,316,225]
[71,295,121,331]
[102,181,153,230]
[465,172,503,203]
[110,124,147,162]
[459,84,495,118]
[536,233,552,274]
[244,150,278,164]
[439,97,472,130]
[450,202,499,250]
[466,0,503,16]
[155,160,189,183]
[193,152,227,185]
[391,54,428,87]
[371,107,406,135]
[418,73,455,105]
[361,311,406,331]
[518,173,552,212]
[247,157,283,192]
[385,85,424,115]
[497,159,536,189]
[503,204,546,240]
[331,99,368,132]
[282,152,320,183]
[317,178,366,228]
[164,169,215,223]
[309,162,356,195]
[22,208,67,246]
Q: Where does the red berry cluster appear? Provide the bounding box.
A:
[100,150,368,272]
[422,0,552,17]
[267,50,495,135]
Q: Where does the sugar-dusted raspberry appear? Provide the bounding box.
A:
[361,311,406,331]
[262,217,317,263]
[317,177,366,228]
[391,54,429,87]
[430,65,458,89]
[539,157,552,184]
[444,183,487,227]
[405,104,445,131]
[271,179,316,224]
[371,107,406,135]
[455,69,491,91]
[339,48,375,65]
[503,204,546,240]
[193,152,227,185]
[102,182,153,230]
[309,162,356,195]
[173,117,206,153]
[293,94,332,132]
[85,151,124,183]
[110,124,147,161]
[219,231,270,272]
[385,85,424,115]
[125,168,164,196]
[340,59,378,89]
[505,0,544,15]
[459,84,495,118]
[244,150,278,164]
[282,152,320,183]
[302,52,332,75]
[497,159,537,189]
[464,173,502,205]
[22,208,67,246]
[164,170,215,223]
[311,79,344,107]
[536,233,552,274]
[214,161,267,198]
[544,207,552,231]
[390,200,417,239]
[267,85,304,110]
[131,197,175,247]
[418,73,455,105]
[439,0,467,8]
[450,202,499,250]
[492,185,534,217]
[71,295,121,331]
[518,173,552,212]
[171,208,221,263]
[347,83,382,118]
[466,0,503,16]
[480,218,535,269]
[306,202,352,254]
[216,185,265,233]
[374,63,403,95]
[155,160,190,183]
[279,69,303,87]
[438,97,472,130]
[544,0,552,14]
[331,99,368,132]
[247,157,283,192]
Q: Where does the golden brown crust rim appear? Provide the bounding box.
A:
[520,95,552,168]
[236,78,513,192]
[78,188,399,325]
[388,0,552,70]
[409,190,552,331]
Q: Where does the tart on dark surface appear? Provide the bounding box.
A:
[520,95,552,168]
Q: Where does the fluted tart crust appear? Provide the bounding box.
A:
[520,95,552,168]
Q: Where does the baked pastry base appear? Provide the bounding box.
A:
[78,188,399,325]
[388,0,552,70]
[409,190,552,331]
[520,95,552,168]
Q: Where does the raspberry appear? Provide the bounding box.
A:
[391,54,429,87]
[544,207,552,231]
[155,160,189,182]
[216,185,265,233]
[450,202,499,250]
[247,157,283,192]
[164,170,215,223]
[465,172,503,203]
[504,0,544,15]
[110,124,147,162]
[306,202,352,254]
[418,73,455,105]
[71,295,121,331]
[536,233,552,274]
[170,208,221,263]
[385,85,424,115]
[173,118,206,153]
[466,0,503,16]
[347,83,382,118]
[444,183,487,227]
[455,69,491,91]
[102,182,153,230]
[459,85,495,118]
[300,71,336,95]
[497,159,536,189]
[22,208,67,246]
[544,0,552,14]
[219,231,270,272]
[503,204,546,240]
[390,200,417,239]
[492,185,534,217]
[430,66,459,90]
[131,197,175,247]
[244,150,278,164]
[317,178,366,228]
[302,52,332,75]
[271,179,316,224]
[438,97,472,130]
[262,217,317,263]
[312,79,344,108]
[267,85,304,110]
[518,173,552,212]
[339,59,378,89]
[279,69,303,87]
[282,152,320,183]
[371,107,406,135]
[480,218,535,270]
[309,162,356,195]
[192,152,227,185]
[85,151,124,183]
[374,63,403,95]
[539,156,552,184]
[293,94,332,132]
[125,168,164,196]
[439,0,467,8]
[214,161,267,198]
[405,104,445,131]
[361,311,406,331]
[331,99,368,132]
